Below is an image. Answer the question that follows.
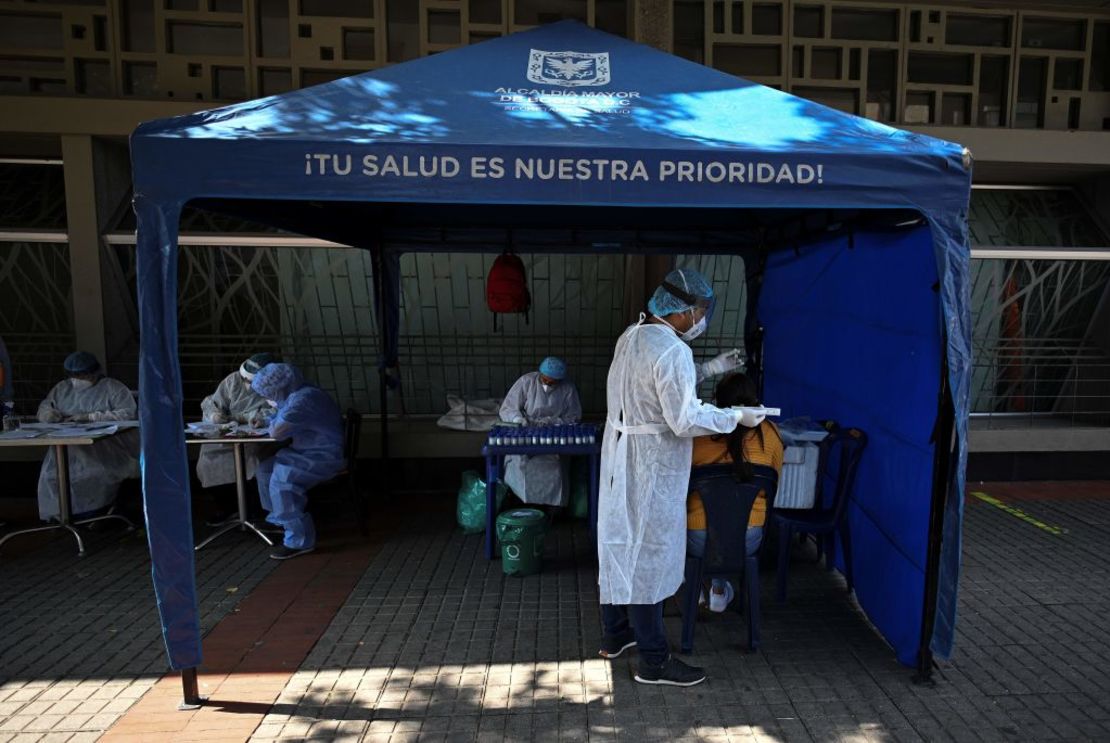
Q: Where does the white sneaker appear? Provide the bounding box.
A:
[708,581,734,613]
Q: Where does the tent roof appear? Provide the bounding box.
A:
[131,21,970,214]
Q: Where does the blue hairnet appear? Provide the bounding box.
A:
[63,351,100,375]
[647,268,714,317]
[241,352,278,378]
[251,363,304,402]
[539,357,567,380]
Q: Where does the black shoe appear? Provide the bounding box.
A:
[598,630,637,659]
[634,656,706,687]
[269,545,315,560]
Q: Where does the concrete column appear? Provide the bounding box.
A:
[61,134,107,366]
[633,0,672,53]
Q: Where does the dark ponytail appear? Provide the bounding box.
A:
[712,373,763,483]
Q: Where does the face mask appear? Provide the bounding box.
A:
[681,315,707,342]
[71,378,94,391]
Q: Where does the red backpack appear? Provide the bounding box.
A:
[486,252,530,329]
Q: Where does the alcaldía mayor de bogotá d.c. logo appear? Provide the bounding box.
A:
[527,49,611,87]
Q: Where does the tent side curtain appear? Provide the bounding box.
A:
[133,194,203,670]
[758,224,945,666]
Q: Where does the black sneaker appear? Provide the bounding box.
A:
[598,630,637,659]
[634,656,706,687]
[269,545,315,560]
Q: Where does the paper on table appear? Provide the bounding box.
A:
[0,429,45,440]
[24,423,120,438]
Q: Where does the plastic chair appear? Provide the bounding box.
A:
[771,426,867,603]
[309,409,366,536]
[680,463,779,654]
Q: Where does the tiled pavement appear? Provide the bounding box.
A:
[246,484,1110,742]
[0,520,278,741]
[3,481,1110,741]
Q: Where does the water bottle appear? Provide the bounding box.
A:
[558,426,568,446]
[1,400,16,432]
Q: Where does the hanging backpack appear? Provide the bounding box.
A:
[486,251,530,330]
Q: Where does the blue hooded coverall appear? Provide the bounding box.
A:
[251,363,345,549]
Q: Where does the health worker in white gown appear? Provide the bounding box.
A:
[498,357,582,507]
[195,353,278,488]
[595,269,756,688]
[36,352,140,520]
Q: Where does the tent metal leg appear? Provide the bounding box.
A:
[380,369,389,501]
[178,667,207,710]
[916,349,956,685]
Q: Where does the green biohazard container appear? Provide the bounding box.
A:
[495,508,546,577]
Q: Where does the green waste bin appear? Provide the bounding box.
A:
[496,509,546,577]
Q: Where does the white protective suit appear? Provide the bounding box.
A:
[499,371,583,507]
[36,377,140,520]
[196,371,276,488]
[598,319,739,605]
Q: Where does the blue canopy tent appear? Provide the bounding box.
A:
[130,21,971,699]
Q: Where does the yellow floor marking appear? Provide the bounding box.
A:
[970,491,1067,535]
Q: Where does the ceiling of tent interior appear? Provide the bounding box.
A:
[188,197,927,254]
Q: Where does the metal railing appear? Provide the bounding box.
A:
[970,338,1110,428]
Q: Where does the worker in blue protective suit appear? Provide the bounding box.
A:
[251,363,345,560]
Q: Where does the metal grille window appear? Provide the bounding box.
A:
[0,241,75,413]
[103,241,380,415]
[395,252,628,416]
[0,163,73,412]
[969,187,1110,428]
[676,253,749,401]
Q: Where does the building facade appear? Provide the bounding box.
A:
[2,0,1108,456]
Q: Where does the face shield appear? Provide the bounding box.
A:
[660,279,716,328]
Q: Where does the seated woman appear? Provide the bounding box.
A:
[36,351,140,521]
[499,356,582,510]
[686,372,783,612]
[196,352,278,490]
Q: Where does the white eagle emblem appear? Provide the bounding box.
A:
[527,49,610,87]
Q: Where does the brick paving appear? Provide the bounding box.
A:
[245,486,1110,742]
[3,482,1110,742]
[0,522,278,741]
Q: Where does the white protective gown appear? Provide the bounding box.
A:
[196,372,275,488]
[499,372,583,507]
[598,320,738,606]
[36,377,140,520]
